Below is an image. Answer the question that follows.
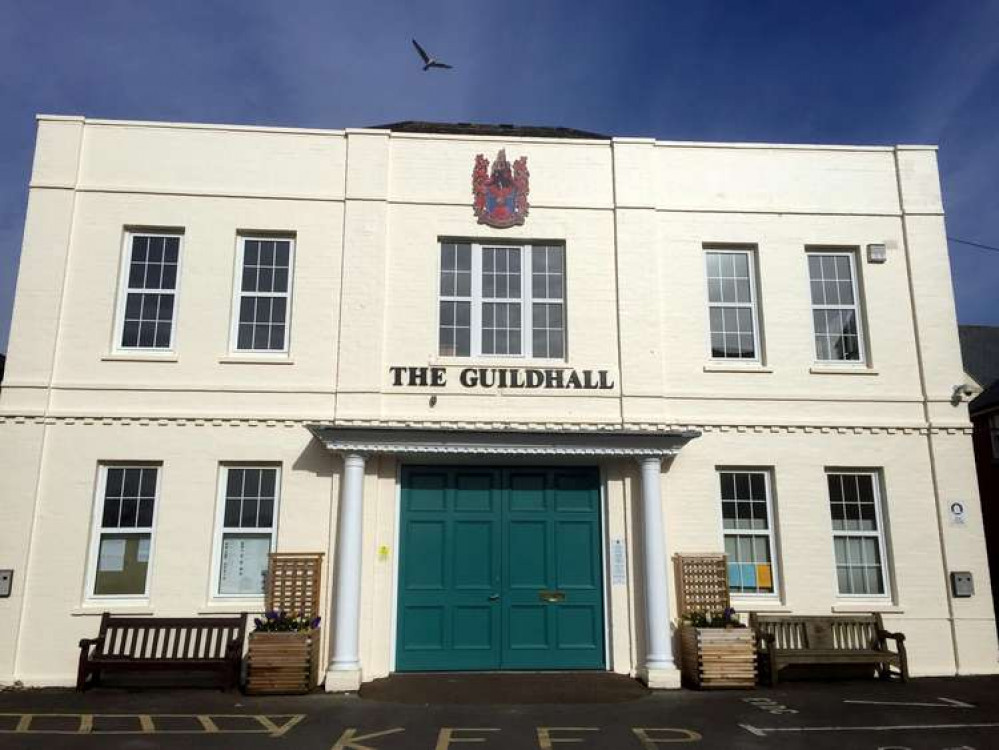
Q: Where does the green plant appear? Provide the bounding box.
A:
[252,610,320,632]
[683,607,744,628]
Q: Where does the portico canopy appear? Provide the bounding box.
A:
[307,425,701,457]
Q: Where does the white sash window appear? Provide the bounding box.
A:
[828,471,890,597]
[438,241,565,359]
[808,251,865,362]
[115,233,181,351]
[212,466,280,597]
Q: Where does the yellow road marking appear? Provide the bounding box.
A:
[0,713,306,737]
[256,714,306,738]
[196,715,220,733]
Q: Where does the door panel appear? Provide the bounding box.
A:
[397,467,502,670]
[397,466,604,671]
[502,467,604,669]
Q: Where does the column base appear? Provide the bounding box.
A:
[638,665,682,690]
[324,667,362,692]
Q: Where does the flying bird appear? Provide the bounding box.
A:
[412,39,453,71]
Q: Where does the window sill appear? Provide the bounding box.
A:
[809,365,878,376]
[218,356,294,365]
[102,353,178,363]
[71,604,153,616]
[198,602,264,615]
[831,603,903,614]
[731,601,789,613]
[703,363,773,374]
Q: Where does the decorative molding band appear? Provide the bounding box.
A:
[0,414,972,436]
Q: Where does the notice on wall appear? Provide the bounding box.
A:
[611,538,627,585]
[219,535,270,595]
[137,537,150,563]
[98,538,126,572]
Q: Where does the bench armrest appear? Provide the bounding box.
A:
[78,636,104,652]
[878,629,905,644]
[754,631,776,650]
[224,637,244,659]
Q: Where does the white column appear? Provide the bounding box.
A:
[325,452,366,691]
[638,455,680,688]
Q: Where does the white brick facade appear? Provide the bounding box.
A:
[0,116,995,686]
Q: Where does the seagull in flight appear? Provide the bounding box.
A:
[412,39,453,71]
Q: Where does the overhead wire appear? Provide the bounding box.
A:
[948,237,999,254]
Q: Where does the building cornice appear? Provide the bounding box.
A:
[0,414,973,436]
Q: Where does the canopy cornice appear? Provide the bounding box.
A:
[307,425,700,458]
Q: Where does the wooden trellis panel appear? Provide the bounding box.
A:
[265,553,324,619]
[673,553,730,618]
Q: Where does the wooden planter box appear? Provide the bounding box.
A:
[680,625,756,689]
[245,629,321,695]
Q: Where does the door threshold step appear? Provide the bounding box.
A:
[358,672,649,705]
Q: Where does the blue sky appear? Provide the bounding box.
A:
[2,0,998,353]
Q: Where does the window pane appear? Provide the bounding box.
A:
[224,496,241,527]
[94,533,150,596]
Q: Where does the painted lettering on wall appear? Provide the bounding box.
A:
[388,366,615,390]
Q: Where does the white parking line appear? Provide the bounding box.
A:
[740,722,999,737]
[843,697,974,709]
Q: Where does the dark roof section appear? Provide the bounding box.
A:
[971,380,999,417]
[959,325,999,390]
[373,121,610,140]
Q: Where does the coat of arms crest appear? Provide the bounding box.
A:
[472,149,529,228]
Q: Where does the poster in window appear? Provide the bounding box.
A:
[98,538,127,572]
[219,534,270,595]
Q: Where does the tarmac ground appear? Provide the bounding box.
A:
[1,673,997,749]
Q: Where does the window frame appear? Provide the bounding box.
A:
[806,248,867,365]
[436,241,567,361]
[826,469,892,600]
[703,246,763,363]
[716,468,781,600]
[84,463,161,602]
[228,234,296,356]
[113,230,184,354]
[209,464,282,601]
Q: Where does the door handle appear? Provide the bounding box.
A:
[488,594,500,601]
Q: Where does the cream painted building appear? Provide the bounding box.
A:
[0,115,996,689]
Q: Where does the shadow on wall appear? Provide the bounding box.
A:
[291,434,335,478]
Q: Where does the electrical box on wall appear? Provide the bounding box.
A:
[950,571,974,598]
[0,570,12,598]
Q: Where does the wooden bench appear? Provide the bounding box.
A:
[750,613,908,685]
[77,612,246,691]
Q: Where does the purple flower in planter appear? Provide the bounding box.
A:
[310,616,321,629]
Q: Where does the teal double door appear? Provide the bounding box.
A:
[397,466,605,671]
